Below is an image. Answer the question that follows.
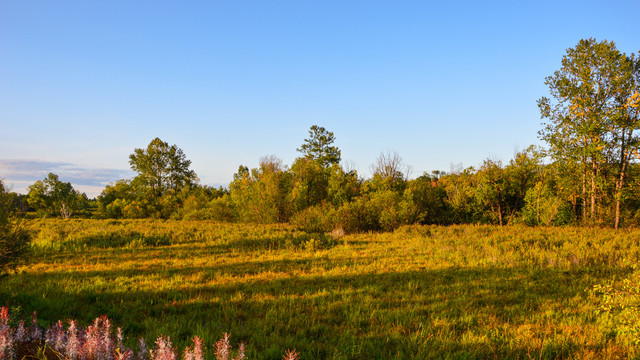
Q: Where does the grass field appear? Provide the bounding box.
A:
[1,220,639,359]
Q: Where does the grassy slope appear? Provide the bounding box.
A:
[1,220,639,359]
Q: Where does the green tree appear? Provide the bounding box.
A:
[27,173,83,219]
[0,179,30,277]
[327,164,360,206]
[538,38,637,225]
[475,159,510,226]
[229,156,292,223]
[521,177,574,226]
[97,179,136,218]
[297,125,341,168]
[505,146,543,222]
[289,157,329,211]
[404,173,448,225]
[610,53,640,228]
[129,138,197,198]
[439,166,481,224]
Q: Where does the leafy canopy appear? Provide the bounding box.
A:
[0,179,30,277]
[296,125,341,168]
[129,137,197,197]
[27,173,84,219]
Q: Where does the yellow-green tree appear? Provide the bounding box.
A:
[230,156,292,223]
[538,39,637,226]
[129,138,197,198]
[27,173,84,219]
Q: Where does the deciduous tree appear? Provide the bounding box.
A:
[129,138,197,198]
[538,39,637,225]
[27,173,83,219]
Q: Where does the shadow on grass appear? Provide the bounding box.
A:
[34,230,341,254]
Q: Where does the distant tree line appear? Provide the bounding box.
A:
[8,38,640,231]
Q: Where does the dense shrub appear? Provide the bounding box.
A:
[290,203,336,233]
[591,266,640,346]
[521,182,575,226]
[0,180,31,277]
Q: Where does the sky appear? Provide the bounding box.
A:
[1,1,639,198]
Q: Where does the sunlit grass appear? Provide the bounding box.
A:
[1,220,639,359]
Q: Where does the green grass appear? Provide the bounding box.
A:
[1,220,639,359]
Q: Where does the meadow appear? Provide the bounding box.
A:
[1,219,639,359]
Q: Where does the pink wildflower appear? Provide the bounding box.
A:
[183,336,203,360]
[283,349,300,360]
[14,320,26,343]
[214,333,231,360]
[236,342,246,360]
[66,320,79,360]
[45,320,66,353]
[0,307,14,359]
[29,312,41,342]
[101,316,114,360]
[149,336,176,360]
[0,325,15,360]
[81,317,102,359]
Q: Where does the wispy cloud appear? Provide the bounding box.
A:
[0,159,132,197]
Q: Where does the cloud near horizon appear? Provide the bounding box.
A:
[0,159,133,197]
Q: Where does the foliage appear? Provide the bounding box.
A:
[289,157,329,212]
[296,125,341,168]
[402,173,448,225]
[367,151,407,193]
[326,164,360,206]
[229,157,292,224]
[475,159,509,226]
[290,203,336,233]
[591,266,640,346]
[27,173,85,219]
[438,166,482,224]
[0,180,30,277]
[129,138,198,199]
[521,180,574,226]
[538,38,639,226]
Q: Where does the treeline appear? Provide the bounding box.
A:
[7,38,640,231]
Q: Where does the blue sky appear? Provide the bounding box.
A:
[1,1,639,197]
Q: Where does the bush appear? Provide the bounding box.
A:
[291,203,336,233]
[591,266,640,346]
[335,197,379,233]
[334,191,418,233]
[0,180,31,277]
[521,182,575,226]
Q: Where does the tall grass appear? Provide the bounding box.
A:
[2,219,639,359]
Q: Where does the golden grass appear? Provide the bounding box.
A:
[1,219,638,359]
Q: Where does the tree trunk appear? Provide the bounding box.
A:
[581,163,587,222]
[591,160,597,219]
[497,189,503,226]
[615,135,629,230]
[536,189,541,225]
